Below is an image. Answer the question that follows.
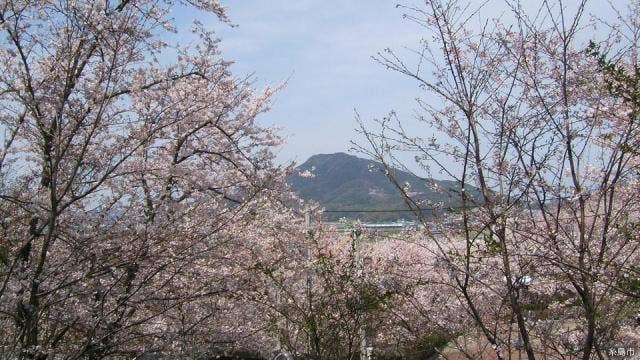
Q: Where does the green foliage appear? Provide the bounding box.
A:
[522,299,550,312]
[357,283,395,313]
[290,241,408,360]
[0,245,8,266]
[618,272,640,300]
[378,330,454,360]
[616,220,640,243]
[409,331,454,360]
[586,43,640,157]
[625,277,640,293]
[483,232,502,255]
[586,41,640,106]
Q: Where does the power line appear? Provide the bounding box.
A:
[322,194,583,213]
[323,206,470,213]
[324,209,418,213]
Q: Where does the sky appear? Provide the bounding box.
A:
[173,0,618,168]
[203,1,426,165]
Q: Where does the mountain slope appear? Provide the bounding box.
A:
[287,152,479,221]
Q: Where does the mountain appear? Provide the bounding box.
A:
[286,152,480,222]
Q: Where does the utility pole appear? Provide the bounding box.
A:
[305,209,313,356]
[351,227,368,360]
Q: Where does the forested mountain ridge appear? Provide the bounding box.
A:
[287,152,480,221]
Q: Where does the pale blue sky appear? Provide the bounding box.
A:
[208,1,425,165]
[173,0,618,167]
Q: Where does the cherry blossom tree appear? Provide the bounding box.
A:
[0,0,293,358]
[238,216,449,359]
[241,220,396,360]
[356,0,640,359]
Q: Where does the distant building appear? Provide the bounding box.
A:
[361,219,418,231]
[329,219,419,233]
